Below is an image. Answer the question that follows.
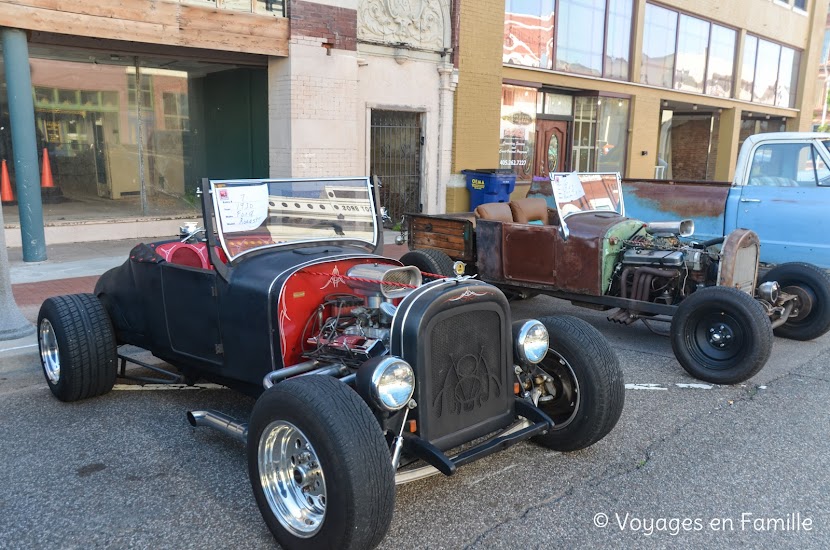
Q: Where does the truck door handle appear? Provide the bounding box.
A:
[740,198,761,203]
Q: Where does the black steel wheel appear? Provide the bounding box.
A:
[760,262,830,341]
[37,293,117,402]
[671,286,772,384]
[531,315,624,452]
[247,376,395,550]
[399,248,455,278]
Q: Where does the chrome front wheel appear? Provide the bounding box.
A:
[37,294,117,401]
[258,420,327,538]
[247,376,395,550]
[39,318,60,384]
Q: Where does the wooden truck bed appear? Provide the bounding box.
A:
[407,213,476,262]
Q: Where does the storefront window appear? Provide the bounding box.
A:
[499,85,538,182]
[658,111,719,180]
[596,98,629,173]
[739,117,787,151]
[543,93,573,116]
[571,96,629,173]
[640,4,677,88]
[504,0,556,68]
[674,15,709,93]
[706,25,736,98]
[572,97,598,171]
[1,45,268,223]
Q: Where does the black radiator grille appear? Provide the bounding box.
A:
[426,309,506,444]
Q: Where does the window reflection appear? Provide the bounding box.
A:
[777,48,798,108]
[556,0,605,76]
[605,0,632,80]
[675,15,709,93]
[754,40,781,105]
[739,35,758,101]
[739,34,800,107]
[504,0,555,68]
[505,0,632,79]
[641,4,677,88]
[706,25,736,98]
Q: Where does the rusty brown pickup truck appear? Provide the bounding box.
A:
[402,173,830,385]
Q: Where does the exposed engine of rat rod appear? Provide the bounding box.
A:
[607,219,796,326]
[611,220,718,305]
[297,264,418,369]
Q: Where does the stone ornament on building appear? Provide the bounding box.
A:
[358,0,447,51]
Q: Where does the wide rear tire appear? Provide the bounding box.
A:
[247,376,395,550]
[671,286,772,384]
[400,248,454,278]
[37,294,118,402]
[531,315,624,452]
[760,262,830,341]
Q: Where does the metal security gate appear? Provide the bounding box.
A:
[370,110,422,226]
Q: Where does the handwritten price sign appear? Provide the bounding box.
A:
[551,171,586,203]
[217,183,269,233]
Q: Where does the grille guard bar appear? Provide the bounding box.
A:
[399,399,553,479]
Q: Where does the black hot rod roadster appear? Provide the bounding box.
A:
[37,177,624,549]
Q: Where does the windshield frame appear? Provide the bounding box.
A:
[206,177,380,264]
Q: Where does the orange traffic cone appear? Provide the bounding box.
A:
[1,159,16,205]
[41,148,54,188]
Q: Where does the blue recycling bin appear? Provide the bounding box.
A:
[463,169,516,210]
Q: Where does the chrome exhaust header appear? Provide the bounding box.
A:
[187,410,248,444]
[646,219,695,237]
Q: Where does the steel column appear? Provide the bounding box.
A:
[1,28,46,262]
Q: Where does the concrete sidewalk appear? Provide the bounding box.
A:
[8,231,409,323]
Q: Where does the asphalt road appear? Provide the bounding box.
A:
[1,295,828,549]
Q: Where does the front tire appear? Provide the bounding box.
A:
[671,286,772,384]
[247,376,395,550]
[760,262,830,341]
[37,294,117,402]
[531,315,624,452]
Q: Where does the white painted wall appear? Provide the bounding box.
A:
[356,49,445,213]
[267,0,455,214]
[268,39,361,178]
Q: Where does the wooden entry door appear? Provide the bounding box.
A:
[533,120,568,179]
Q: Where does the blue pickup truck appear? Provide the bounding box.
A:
[623,132,830,269]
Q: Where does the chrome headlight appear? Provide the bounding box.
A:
[512,320,549,364]
[369,357,415,411]
[758,280,780,303]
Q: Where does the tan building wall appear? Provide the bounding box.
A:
[448,0,504,211]
[449,0,830,211]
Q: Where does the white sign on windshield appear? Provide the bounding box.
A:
[550,171,585,203]
[216,184,269,233]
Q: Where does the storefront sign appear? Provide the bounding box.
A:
[511,112,533,125]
